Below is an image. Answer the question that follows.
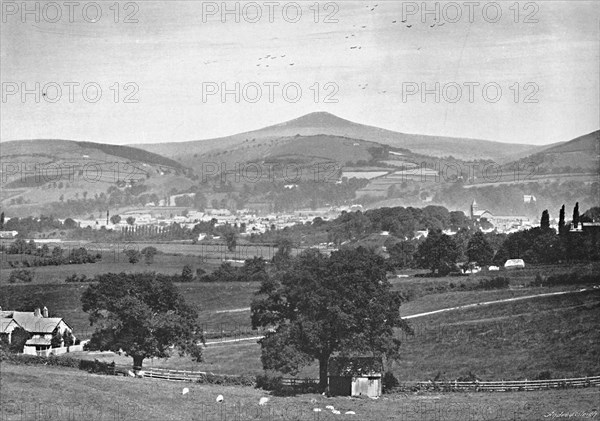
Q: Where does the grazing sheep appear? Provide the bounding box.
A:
[216,395,224,403]
[182,388,189,395]
[259,397,269,406]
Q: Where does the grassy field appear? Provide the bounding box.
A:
[0,241,313,284]
[0,281,260,338]
[2,363,598,421]
[395,290,600,381]
[0,252,207,285]
[56,289,600,383]
[1,263,599,384]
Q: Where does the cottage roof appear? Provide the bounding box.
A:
[0,318,18,333]
[328,357,383,377]
[1,311,65,333]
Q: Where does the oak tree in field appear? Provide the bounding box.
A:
[81,273,204,370]
[414,229,459,275]
[251,247,411,391]
[466,231,494,266]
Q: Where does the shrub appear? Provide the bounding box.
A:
[383,372,399,393]
[535,370,552,380]
[535,272,600,287]
[65,274,90,283]
[196,373,255,387]
[124,249,140,264]
[79,359,117,375]
[476,277,510,290]
[2,353,80,368]
[8,269,34,283]
[256,373,283,391]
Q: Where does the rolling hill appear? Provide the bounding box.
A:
[506,130,599,174]
[134,112,549,163]
[0,139,192,215]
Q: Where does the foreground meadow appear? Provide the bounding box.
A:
[1,364,598,421]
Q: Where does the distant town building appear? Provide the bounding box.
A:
[504,259,525,269]
[0,230,19,238]
[469,200,493,221]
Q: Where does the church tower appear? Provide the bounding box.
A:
[470,199,479,219]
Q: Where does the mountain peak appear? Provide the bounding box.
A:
[280,111,355,128]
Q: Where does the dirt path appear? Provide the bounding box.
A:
[401,287,598,320]
[206,287,599,346]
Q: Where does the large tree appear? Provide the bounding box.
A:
[558,205,566,235]
[251,247,411,391]
[540,210,550,230]
[572,202,580,229]
[466,231,494,265]
[224,230,237,252]
[414,229,460,275]
[81,273,204,370]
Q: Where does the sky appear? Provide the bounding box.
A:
[1,1,598,145]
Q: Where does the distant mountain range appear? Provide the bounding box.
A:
[134,111,551,163]
[0,113,597,217]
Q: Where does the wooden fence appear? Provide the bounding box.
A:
[143,367,253,385]
[395,376,600,392]
[138,368,600,393]
[144,368,214,381]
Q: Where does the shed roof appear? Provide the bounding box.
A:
[328,357,383,377]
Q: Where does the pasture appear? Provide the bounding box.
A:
[1,261,598,386]
[1,364,598,421]
[43,287,600,382]
[0,240,310,284]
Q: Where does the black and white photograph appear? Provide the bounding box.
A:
[1,1,599,420]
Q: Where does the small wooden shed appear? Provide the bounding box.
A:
[328,357,383,397]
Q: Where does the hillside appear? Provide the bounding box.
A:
[0,139,191,216]
[506,130,599,174]
[2,139,183,169]
[134,112,546,163]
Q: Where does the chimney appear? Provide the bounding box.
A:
[42,306,48,318]
[34,308,41,317]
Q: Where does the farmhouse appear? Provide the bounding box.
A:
[0,306,75,354]
[328,357,383,398]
